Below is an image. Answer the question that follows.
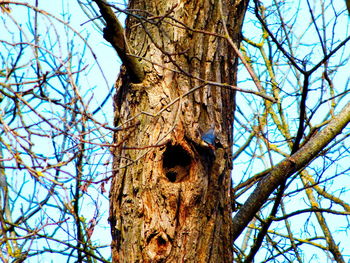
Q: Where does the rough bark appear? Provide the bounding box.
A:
[109,0,248,262]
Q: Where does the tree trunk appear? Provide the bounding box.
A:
[109,1,248,262]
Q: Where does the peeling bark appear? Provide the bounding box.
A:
[109,0,248,262]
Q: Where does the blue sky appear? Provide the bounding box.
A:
[1,0,350,262]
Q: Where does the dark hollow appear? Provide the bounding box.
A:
[157,236,167,246]
[163,144,191,169]
[166,171,177,182]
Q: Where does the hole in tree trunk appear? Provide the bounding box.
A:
[146,232,172,260]
[163,144,191,182]
[165,171,177,182]
[163,145,191,168]
[157,235,167,246]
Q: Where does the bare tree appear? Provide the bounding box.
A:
[0,1,114,262]
[94,0,248,261]
[91,0,350,262]
[232,1,350,262]
[1,0,350,262]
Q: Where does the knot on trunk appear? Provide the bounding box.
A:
[146,232,172,261]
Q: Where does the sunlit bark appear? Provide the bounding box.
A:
[109,0,248,262]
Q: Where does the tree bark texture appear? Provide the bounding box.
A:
[110,1,248,262]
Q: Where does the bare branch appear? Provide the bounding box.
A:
[93,0,145,83]
[232,101,350,241]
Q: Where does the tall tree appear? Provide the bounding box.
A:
[94,0,249,261]
[1,0,350,262]
[94,0,350,262]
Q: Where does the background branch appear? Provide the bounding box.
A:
[232,101,350,241]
